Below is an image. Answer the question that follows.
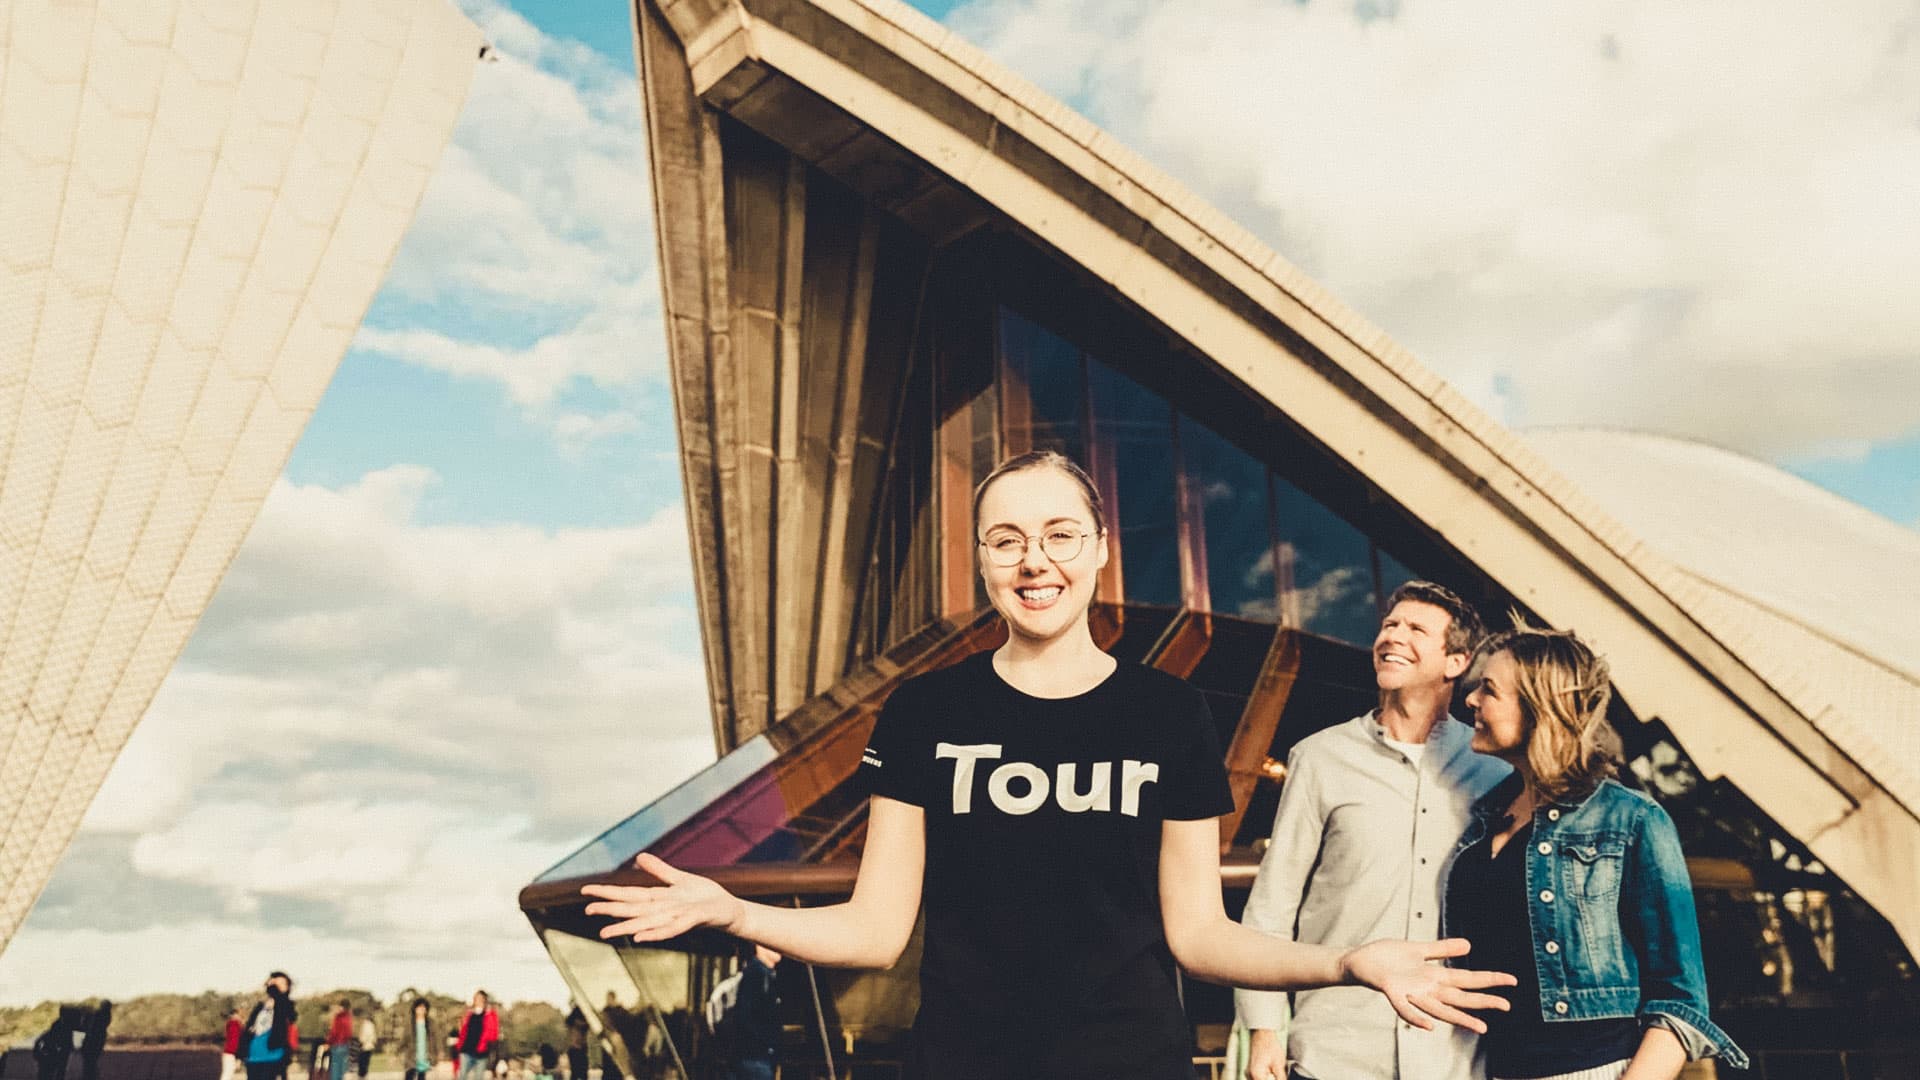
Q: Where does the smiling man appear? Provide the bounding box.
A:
[1236,582,1512,1080]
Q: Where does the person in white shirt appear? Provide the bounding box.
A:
[1239,581,1512,1080]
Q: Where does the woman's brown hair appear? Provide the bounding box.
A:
[970,450,1107,535]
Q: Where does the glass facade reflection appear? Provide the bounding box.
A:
[999,308,1086,462]
[1272,474,1385,644]
[1182,417,1278,619]
[1087,358,1181,607]
[993,306,1414,638]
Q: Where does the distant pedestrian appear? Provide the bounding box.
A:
[327,1001,354,1080]
[562,1007,588,1080]
[405,999,434,1080]
[717,946,780,1080]
[242,972,300,1080]
[454,991,499,1080]
[355,1012,377,1080]
[79,1001,110,1080]
[31,1015,71,1080]
[595,1039,620,1080]
[221,1007,244,1080]
[532,1046,558,1080]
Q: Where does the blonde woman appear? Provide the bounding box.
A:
[1446,626,1748,1080]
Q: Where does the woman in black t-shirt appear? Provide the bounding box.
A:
[585,451,1513,1079]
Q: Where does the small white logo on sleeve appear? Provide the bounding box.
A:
[862,746,883,768]
[936,742,1157,816]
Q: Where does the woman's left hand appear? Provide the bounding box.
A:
[1340,938,1516,1033]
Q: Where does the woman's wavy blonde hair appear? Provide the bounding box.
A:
[1477,621,1621,801]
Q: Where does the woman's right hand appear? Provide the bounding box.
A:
[580,853,746,942]
[1340,937,1514,1033]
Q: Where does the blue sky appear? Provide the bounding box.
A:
[1,0,1914,1007]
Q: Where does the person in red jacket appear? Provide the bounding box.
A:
[221,1008,243,1080]
[327,1002,355,1080]
[454,992,500,1080]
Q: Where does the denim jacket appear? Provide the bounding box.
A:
[1444,775,1749,1070]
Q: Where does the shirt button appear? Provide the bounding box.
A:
[1545,941,1560,955]
[1537,841,1552,855]
[1547,809,1561,821]
[1554,1001,1569,1015]
[1540,889,1555,903]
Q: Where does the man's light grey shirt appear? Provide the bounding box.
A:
[1236,712,1511,1080]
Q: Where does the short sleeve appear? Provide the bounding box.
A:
[1160,681,1236,821]
[860,679,931,806]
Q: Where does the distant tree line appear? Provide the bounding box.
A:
[1,993,567,1059]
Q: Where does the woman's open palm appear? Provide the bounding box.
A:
[580,853,742,942]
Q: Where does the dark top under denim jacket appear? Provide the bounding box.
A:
[1443,774,1749,1070]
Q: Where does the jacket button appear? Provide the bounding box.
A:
[1540,889,1555,903]
[1536,841,1552,855]
[1554,1001,1569,1015]
[1544,941,1560,954]
[1547,809,1561,821]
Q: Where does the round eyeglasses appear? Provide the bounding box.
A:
[978,527,1094,567]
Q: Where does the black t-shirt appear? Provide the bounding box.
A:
[1447,821,1641,1077]
[860,650,1234,1080]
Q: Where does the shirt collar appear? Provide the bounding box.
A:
[1365,709,1469,750]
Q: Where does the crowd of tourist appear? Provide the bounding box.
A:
[16,974,602,1080]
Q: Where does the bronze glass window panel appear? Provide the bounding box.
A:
[1181,418,1281,621]
[1186,615,1284,748]
[881,339,939,651]
[1375,547,1419,610]
[933,291,999,620]
[1270,473,1380,645]
[1226,635,1378,849]
[1101,605,1178,665]
[1219,629,1301,850]
[995,308,1087,465]
[1087,357,1182,609]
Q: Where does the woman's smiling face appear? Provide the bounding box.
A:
[975,465,1107,645]
[1466,648,1532,762]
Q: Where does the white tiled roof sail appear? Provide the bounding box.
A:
[1526,429,1920,814]
[0,0,481,952]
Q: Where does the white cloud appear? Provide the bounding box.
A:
[949,0,1920,459]
[371,0,662,443]
[4,465,718,1004]
[352,277,662,409]
[80,466,716,838]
